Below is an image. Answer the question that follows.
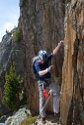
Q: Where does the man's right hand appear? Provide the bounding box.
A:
[60,40,64,44]
[46,65,53,72]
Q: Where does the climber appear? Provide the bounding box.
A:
[32,40,64,124]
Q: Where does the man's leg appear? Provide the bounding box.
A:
[38,81,46,118]
[49,82,60,114]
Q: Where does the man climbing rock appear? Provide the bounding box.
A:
[32,40,64,124]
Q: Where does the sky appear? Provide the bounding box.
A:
[0,0,20,42]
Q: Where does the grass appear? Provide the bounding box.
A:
[19,116,37,125]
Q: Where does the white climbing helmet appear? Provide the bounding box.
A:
[38,50,48,62]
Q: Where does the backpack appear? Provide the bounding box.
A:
[32,56,39,75]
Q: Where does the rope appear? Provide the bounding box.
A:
[40,94,52,114]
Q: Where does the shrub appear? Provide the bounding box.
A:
[13,24,22,42]
[19,116,37,125]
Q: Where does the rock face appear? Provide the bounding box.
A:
[5,107,31,125]
[19,0,84,124]
[0,32,24,116]
[20,0,64,114]
[60,0,84,125]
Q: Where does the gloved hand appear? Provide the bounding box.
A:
[46,65,52,72]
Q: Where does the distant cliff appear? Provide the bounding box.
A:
[0,29,24,116]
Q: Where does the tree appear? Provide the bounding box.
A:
[13,23,22,42]
[2,63,23,109]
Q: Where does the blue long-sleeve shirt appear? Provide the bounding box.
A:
[34,54,53,81]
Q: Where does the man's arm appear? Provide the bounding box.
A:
[39,69,48,76]
[35,61,52,76]
[53,40,64,56]
[38,66,52,76]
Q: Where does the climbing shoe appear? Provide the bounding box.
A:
[54,112,60,118]
[42,117,46,124]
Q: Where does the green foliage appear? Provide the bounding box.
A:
[2,63,23,109]
[19,116,37,125]
[13,24,22,42]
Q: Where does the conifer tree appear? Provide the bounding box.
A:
[3,63,23,109]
